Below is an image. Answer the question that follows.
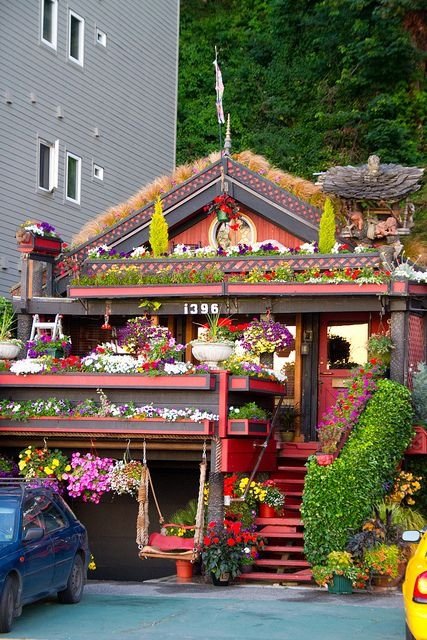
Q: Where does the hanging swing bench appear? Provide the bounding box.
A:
[136,442,207,563]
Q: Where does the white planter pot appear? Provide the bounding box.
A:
[191,341,234,369]
[0,342,21,359]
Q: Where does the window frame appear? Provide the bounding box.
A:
[38,138,59,192]
[40,0,58,50]
[65,151,82,204]
[68,10,85,66]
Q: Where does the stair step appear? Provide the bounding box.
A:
[277,465,307,472]
[264,545,305,553]
[256,517,301,526]
[260,530,304,539]
[275,478,304,486]
[238,571,313,583]
[256,558,310,568]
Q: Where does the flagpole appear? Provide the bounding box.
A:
[214,46,224,151]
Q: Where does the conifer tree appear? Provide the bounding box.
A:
[149,197,169,257]
[318,198,336,254]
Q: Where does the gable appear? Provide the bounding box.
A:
[64,157,322,265]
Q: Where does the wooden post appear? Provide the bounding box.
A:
[293,313,304,442]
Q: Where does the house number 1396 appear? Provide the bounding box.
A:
[183,303,219,315]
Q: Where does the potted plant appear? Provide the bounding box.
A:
[109,459,143,497]
[190,314,247,369]
[312,551,359,594]
[199,519,263,585]
[367,331,393,366]
[16,220,63,256]
[228,402,270,436]
[26,334,72,359]
[364,543,403,587]
[18,445,71,492]
[240,317,293,367]
[0,297,23,359]
[204,194,241,224]
[258,479,285,518]
[0,455,19,478]
[117,316,185,361]
[66,452,114,504]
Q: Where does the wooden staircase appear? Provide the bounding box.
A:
[239,441,317,584]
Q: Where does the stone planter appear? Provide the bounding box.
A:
[0,342,21,359]
[191,341,234,369]
[211,572,230,586]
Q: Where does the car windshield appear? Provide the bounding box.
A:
[0,499,19,544]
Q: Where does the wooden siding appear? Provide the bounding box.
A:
[170,206,304,248]
[0,1,179,295]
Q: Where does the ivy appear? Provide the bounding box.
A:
[301,379,414,566]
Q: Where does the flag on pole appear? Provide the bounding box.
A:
[213,56,225,125]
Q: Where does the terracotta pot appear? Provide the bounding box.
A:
[175,560,193,580]
[259,503,277,518]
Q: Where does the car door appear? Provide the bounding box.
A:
[42,498,76,588]
[20,497,54,602]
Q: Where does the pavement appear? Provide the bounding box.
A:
[6,576,406,640]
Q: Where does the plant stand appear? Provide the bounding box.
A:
[328,574,353,595]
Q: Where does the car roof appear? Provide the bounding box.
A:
[0,479,60,503]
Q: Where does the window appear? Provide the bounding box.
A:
[66,152,81,203]
[68,11,84,65]
[38,139,59,191]
[96,28,107,47]
[93,164,104,181]
[326,323,368,369]
[41,0,57,49]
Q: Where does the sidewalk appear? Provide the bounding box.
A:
[9,578,405,640]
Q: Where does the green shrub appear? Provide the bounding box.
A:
[318,197,336,254]
[412,362,427,424]
[302,379,413,566]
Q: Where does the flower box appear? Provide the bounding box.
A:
[68,283,224,298]
[0,373,215,390]
[16,232,62,256]
[406,425,427,455]
[227,419,270,437]
[228,376,285,395]
[225,282,389,296]
[0,417,215,437]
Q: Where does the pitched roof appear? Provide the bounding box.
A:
[69,151,325,260]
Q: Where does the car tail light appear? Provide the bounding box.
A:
[414,571,427,603]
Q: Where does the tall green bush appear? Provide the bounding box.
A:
[412,362,427,424]
[318,198,336,254]
[149,197,169,257]
[302,379,413,566]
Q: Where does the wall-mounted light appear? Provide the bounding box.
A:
[5,90,12,104]
[301,343,310,355]
[30,92,37,104]
[93,127,100,138]
[56,106,63,119]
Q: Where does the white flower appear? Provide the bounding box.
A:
[130,246,148,258]
[298,242,317,254]
[10,360,46,375]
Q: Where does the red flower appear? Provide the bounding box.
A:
[227,538,236,546]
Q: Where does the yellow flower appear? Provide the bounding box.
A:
[44,466,53,475]
[52,459,60,467]
[65,464,71,472]
[18,460,26,470]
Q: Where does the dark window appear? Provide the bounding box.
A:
[39,142,51,190]
[42,0,55,43]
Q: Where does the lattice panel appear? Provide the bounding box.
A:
[227,160,321,225]
[407,314,426,388]
[81,252,382,278]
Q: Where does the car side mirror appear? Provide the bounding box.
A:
[23,526,44,542]
[402,530,421,543]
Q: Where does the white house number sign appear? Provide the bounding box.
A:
[183,303,219,315]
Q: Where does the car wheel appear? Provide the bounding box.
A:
[405,623,415,640]
[0,576,17,633]
[58,555,85,604]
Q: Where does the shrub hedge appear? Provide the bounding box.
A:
[302,379,413,566]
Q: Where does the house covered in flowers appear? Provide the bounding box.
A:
[1,141,426,583]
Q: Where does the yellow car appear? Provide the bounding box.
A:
[402,528,427,640]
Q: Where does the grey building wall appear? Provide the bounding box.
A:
[0,0,179,295]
